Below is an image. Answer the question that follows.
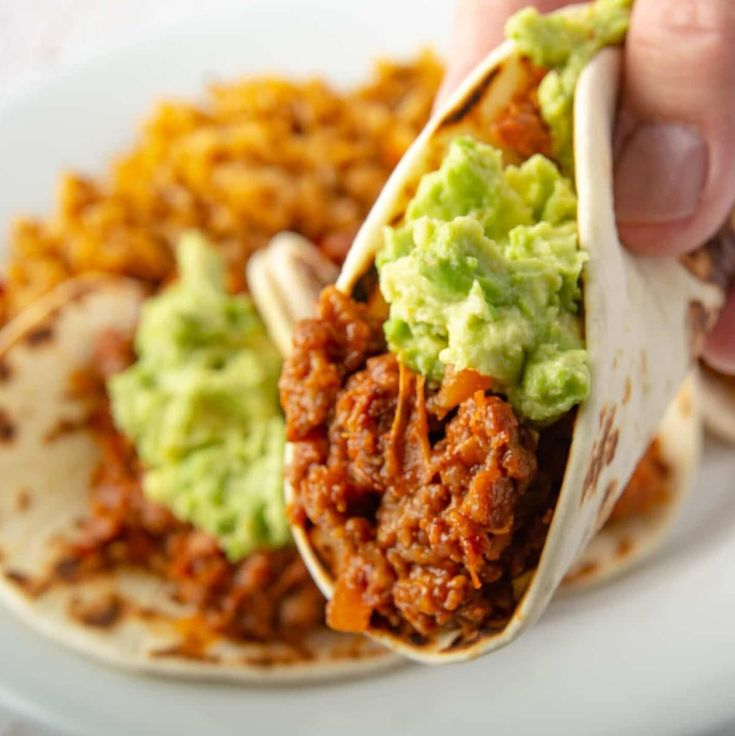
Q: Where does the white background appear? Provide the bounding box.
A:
[0,0,252,102]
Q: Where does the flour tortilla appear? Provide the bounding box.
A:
[247,232,338,357]
[286,15,727,662]
[0,275,394,682]
[562,372,701,590]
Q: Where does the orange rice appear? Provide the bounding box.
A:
[1,52,442,322]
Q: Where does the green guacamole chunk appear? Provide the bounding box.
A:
[378,136,589,424]
[506,0,632,170]
[109,233,289,561]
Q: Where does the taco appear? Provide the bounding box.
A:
[247,232,339,357]
[0,234,393,682]
[248,232,702,595]
[279,0,731,662]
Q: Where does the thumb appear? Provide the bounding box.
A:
[614,0,735,256]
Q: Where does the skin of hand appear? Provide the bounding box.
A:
[436,0,735,373]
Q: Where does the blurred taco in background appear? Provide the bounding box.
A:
[279,0,731,663]
[0,233,393,682]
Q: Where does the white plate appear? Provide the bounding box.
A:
[1,2,735,734]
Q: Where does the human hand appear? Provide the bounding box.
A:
[437,0,735,372]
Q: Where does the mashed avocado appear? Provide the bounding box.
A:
[507,0,632,170]
[378,137,588,424]
[377,0,632,423]
[109,233,289,560]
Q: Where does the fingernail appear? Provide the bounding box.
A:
[614,122,708,225]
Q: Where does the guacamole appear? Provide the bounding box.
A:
[109,233,289,560]
[507,0,632,170]
[376,0,633,423]
[378,137,587,423]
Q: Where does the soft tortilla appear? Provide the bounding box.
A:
[0,276,394,682]
[563,372,701,590]
[248,234,704,594]
[286,22,727,662]
[247,232,338,357]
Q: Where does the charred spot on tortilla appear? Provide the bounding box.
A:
[0,359,11,382]
[388,211,403,227]
[350,266,380,304]
[615,536,633,558]
[582,405,618,502]
[15,487,32,512]
[68,281,98,305]
[0,410,16,443]
[2,568,47,598]
[604,427,619,466]
[622,376,632,405]
[687,301,709,355]
[4,569,29,588]
[44,417,87,444]
[439,66,502,128]
[25,324,54,347]
[563,560,598,585]
[69,593,125,629]
[52,555,85,582]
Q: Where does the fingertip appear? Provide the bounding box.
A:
[616,219,705,258]
[615,0,735,260]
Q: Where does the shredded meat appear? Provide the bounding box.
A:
[281,288,570,643]
[60,330,324,645]
[490,63,553,162]
[606,439,671,524]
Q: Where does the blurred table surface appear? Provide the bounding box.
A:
[0,4,249,734]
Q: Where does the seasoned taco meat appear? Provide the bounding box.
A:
[282,288,572,643]
[489,63,552,161]
[606,439,671,525]
[60,330,324,645]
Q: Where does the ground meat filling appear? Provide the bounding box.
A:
[606,439,671,525]
[60,330,324,646]
[282,288,571,643]
[489,62,552,161]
